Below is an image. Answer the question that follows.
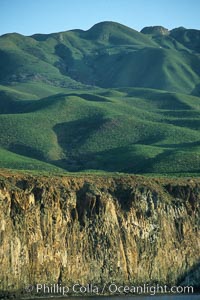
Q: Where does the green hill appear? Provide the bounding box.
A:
[0,21,200,175]
[1,21,200,93]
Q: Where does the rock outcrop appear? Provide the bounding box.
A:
[141,26,169,36]
[0,171,199,294]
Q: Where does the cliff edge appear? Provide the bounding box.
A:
[0,171,199,296]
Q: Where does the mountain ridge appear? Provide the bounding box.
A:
[0,21,198,38]
[0,21,200,175]
[1,21,200,93]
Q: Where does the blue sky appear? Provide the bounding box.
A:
[1,0,200,36]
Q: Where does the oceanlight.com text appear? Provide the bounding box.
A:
[108,283,194,295]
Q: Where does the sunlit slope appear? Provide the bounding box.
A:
[0,86,200,174]
[1,21,200,94]
[1,22,200,174]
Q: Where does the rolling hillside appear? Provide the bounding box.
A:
[0,21,200,175]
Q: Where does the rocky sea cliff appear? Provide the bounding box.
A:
[0,171,199,297]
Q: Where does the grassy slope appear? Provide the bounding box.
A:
[1,22,200,94]
[0,148,63,172]
[0,84,200,175]
[1,22,200,175]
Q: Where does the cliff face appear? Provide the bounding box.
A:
[0,172,199,293]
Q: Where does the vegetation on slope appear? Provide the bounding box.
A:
[1,21,200,94]
[0,22,200,175]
